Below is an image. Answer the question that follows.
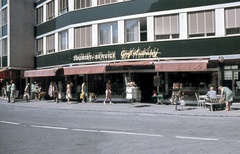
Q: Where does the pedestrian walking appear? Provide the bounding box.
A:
[103,79,112,105]
[10,80,16,103]
[48,81,55,101]
[66,82,72,104]
[80,81,87,103]
[6,82,11,103]
[24,83,30,102]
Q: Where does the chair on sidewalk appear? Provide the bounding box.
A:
[195,93,205,108]
[205,98,220,111]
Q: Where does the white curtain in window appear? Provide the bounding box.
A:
[59,31,68,50]
[100,24,111,44]
[126,19,139,42]
[99,22,118,45]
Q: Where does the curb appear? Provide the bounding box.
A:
[1,98,240,118]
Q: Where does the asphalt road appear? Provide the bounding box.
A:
[0,101,240,154]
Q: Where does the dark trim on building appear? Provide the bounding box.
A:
[36,36,240,68]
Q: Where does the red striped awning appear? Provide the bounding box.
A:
[155,60,208,72]
[24,68,58,77]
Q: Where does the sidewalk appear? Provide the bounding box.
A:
[1,98,240,117]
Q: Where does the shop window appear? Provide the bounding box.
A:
[75,26,92,48]
[46,34,55,54]
[59,30,68,51]
[2,8,7,25]
[188,10,215,37]
[37,38,43,56]
[46,0,55,20]
[59,0,68,15]
[125,18,147,42]
[225,7,240,35]
[99,22,118,45]
[224,65,239,80]
[75,0,92,9]
[2,38,7,56]
[155,14,179,40]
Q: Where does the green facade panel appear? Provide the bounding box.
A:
[36,0,240,36]
[36,36,240,68]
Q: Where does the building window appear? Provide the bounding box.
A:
[2,8,7,25]
[37,6,43,24]
[47,0,55,20]
[188,10,215,37]
[97,0,117,5]
[75,0,92,9]
[125,19,139,42]
[75,26,92,48]
[224,65,239,80]
[2,39,8,56]
[59,0,68,15]
[155,14,179,40]
[125,18,147,42]
[59,30,68,51]
[37,38,43,55]
[2,0,7,6]
[99,22,118,45]
[225,7,240,35]
[46,34,55,54]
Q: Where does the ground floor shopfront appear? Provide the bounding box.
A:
[23,36,240,101]
[22,63,240,102]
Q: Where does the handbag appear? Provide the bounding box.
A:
[80,92,85,99]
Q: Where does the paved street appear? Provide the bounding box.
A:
[0,99,240,154]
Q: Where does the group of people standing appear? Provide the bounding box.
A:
[5,80,16,103]
[45,79,113,105]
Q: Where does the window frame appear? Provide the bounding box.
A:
[125,19,140,43]
[2,8,7,26]
[99,22,118,45]
[75,25,92,48]
[225,7,240,35]
[74,0,92,9]
[59,30,69,51]
[154,14,180,40]
[59,0,68,15]
[46,0,55,20]
[188,10,215,38]
[2,38,8,56]
[37,6,43,24]
[46,34,55,54]
[37,38,43,56]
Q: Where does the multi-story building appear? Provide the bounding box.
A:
[25,0,240,101]
[0,0,35,97]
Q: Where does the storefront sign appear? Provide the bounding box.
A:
[73,51,116,62]
[121,46,160,60]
